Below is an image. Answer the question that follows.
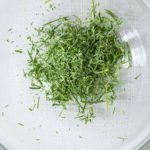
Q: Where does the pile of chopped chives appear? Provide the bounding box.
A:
[26,0,131,122]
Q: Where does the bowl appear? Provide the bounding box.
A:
[0,0,150,150]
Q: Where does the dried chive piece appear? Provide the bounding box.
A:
[37,97,40,109]
[79,135,83,139]
[30,104,36,111]
[134,74,141,80]
[28,108,33,111]
[45,0,56,10]
[55,130,59,134]
[117,137,128,141]
[15,49,23,53]
[2,112,4,116]
[29,97,40,111]
[113,107,116,114]
[18,123,24,126]
[8,28,12,32]
[29,87,41,89]
[26,0,131,123]
[5,104,9,108]
[6,39,10,43]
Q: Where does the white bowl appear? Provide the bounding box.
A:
[0,0,150,150]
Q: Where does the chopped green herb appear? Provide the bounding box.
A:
[6,39,10,43]
[134,74,141,80]
[28,108,33,111]
[79,136,83,138]
[61,116,66,119]
[15,49,23,53]
[33,103,36,110]
[18,123,24,126]
[29,87,41,89]
[8,28,12,32]
[37,97,40,109]
[23,70,27,77]
[2,112,4,116]
[117,137,128,141]
[5,104,9,108]
[29,97,40,111]
[30,22,34,26]
[25,0,131,122]
[45,0,56,10]
[113,107,116,114]
[59,109,64,117]
[45,0,51,3]
[124,88,126,92]
[30,103,36,111]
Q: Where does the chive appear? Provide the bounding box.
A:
[24,0,131,123]
[105,83,109,111]
[134,74,141,80]
[59,109,64,117]
[28,108,33,111]
[117,137,128,141]
[15,49,23,53]
[37,97,40,109]
[30,22,34,26]
[45,0,50,4]
[8,28,12,32]
[79,136,83,138]
[6,39,10,43]
[61,116,66,119]
[105,10,121,23]
[29,97,40,111]
[30,104,36,111]
[124,88,126,92]
[2,112,4,116]
[18,123,24,126]
[5,104,9,108]
[23,70,27,77]
[45,0,56,10]
[29,87,41,89]
[113,107,116,114]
